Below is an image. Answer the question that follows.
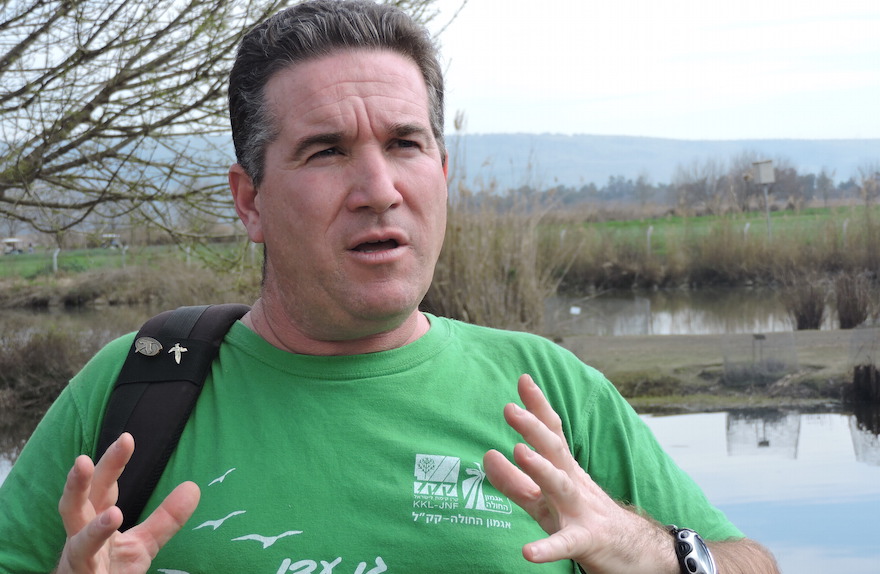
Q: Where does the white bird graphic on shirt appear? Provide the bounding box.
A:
[208,468,237,486]
[232,530,303,549]
[193,510,246,530]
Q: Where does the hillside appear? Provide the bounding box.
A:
[445,134,880,189]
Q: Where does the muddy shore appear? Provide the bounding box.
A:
[559,329,864,411]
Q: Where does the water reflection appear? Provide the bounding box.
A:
[642,407,880,574]
[851,402,880,466]
[546,288,839,336]
[726,409,801,459]
[724,406,880,466]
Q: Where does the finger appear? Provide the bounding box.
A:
[486,446,584,541]
[131,481,201,556]
[523,527,589,564]
[91,432,135,512]
[483,449,542,510]
[62,506,124,569]
[511,445,602,564]
[484,449,558,536]
[513,443,581,504]
[515,441,607,506]
[503,402,576,473]
[517,374,566,441]
[58,455,97,535]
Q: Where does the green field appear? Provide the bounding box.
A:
[569,204,875,257]
[0,245,182,279]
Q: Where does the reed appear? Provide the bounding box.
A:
[781,272,829,330]
[685,218,770,285]
[0,321,103,411]
[835,271,876,329]
[422,192,575,332]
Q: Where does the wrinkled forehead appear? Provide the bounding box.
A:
[263,49,433,131]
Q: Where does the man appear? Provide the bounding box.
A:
[0,1,778,572]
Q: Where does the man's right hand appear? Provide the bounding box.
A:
[55,433,200,573]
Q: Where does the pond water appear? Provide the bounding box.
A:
[545,287,840,336]
[641,407,880,574]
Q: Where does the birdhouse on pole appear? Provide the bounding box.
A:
[753,160,775,185]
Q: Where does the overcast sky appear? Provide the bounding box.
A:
[429,0,880,140]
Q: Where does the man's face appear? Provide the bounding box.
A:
[231,49,448,341]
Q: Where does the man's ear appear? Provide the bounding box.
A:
[229,163,264,244]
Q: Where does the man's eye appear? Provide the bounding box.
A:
[394,139,420,150]
[309,148,339,160]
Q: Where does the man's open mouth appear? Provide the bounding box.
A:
[352,239,400,253]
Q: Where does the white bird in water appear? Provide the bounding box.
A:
[232,530,303,549]
[193,510,246,530]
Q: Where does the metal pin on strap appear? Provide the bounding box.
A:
[134,337,163,357]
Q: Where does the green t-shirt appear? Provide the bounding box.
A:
[0,315,741,573]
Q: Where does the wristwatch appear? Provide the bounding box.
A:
[669,526,717,574]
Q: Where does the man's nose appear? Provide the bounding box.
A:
[345,150,403,213]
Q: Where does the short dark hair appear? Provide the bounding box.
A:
[229,0,445,186]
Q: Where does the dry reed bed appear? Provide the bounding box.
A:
[2,200,879,413]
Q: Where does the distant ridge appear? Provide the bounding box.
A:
[444,133,880,189]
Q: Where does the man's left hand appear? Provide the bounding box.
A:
[483,374,679,574]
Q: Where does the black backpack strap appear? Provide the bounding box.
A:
[95,303,250,531]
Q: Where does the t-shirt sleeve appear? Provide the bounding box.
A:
[575,372,743,541]
[0,334,132,573]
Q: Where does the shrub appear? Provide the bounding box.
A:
[0,328,101,411]
[835,271,875,329]
[781,272,829,330]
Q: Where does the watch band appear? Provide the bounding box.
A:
[669,526,717,574]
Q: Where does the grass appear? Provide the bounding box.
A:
[555,203,880,290]
[0,245,168,279]
[573,204,872,248]
[0,250,260,310]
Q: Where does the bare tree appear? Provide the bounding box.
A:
[671,157,724,214]
[726,150,762,213]
[769,158,802,210]
[0,0,447,242]
[816,168,836,208]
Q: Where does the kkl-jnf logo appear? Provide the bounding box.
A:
[414,454,512,514]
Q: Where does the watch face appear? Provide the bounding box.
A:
[692,536,713,572]
[674,528,717,574]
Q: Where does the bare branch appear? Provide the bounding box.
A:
[0,0,444,244]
